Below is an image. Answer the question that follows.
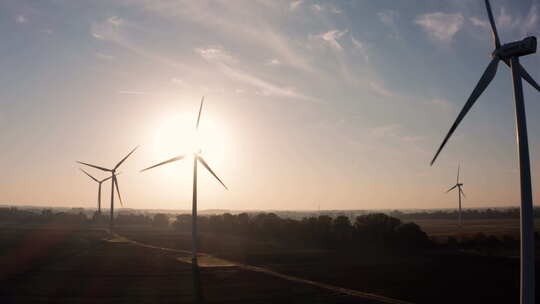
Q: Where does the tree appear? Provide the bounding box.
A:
[333,215,353,244]
[152,213,169,228]
[395,222,431,250]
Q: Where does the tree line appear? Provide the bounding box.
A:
[172,212,432,252]
[389,207,540,220]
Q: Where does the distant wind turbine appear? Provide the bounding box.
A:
[77,146,138,228]
[445,165,465,233]
[141,97,228,262]
[79,168,113,214]
[430,1,538,303]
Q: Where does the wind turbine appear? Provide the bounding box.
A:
[77,146,138,228]
[141,97,228,262]
[445,165,465,233]
[430,1,539,303]
[79,168,113,214]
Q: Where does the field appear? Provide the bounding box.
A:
[411,218,540,238]
[116,223,538,304]
[0,224,400,304]
[2,219,540,304]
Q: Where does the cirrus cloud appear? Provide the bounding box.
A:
[415,12,464,42]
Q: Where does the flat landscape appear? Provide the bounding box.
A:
[115,222,538,304]
[412,218,540,238]
[0,224,402,304]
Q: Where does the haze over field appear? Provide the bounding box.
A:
[1,0,540,210]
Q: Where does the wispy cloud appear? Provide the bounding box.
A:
[330,6,343,14]
[351,37,369,62]
[369,81,394,97]
[469,16,489,29]
[15,15,27,24]
[524,4,539,33]
[496,3,539,35]
[289,0,303,11]
[40,29,53,35]
[476,4,539,37]
[95,52,114,60]
[378,10,400,39]
[221,64,317,102]
[107,16,123,27]
[265,58,281,66]
[496,7,517,29]
[132,1,315,73]
[311,4,323,12]
[196,46,319,102]
[91,16,125,40]
[195,46,235,63]
[415,12,464,42]
[378,10,398,27]
[314,29,347,51]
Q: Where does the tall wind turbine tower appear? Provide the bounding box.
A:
[430,1,539,303]
[445,166,465,233]
[79,168,113,214]
[141,97,228,262]
[78,146,138,228]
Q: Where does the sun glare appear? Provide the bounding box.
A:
[152,110,229,168]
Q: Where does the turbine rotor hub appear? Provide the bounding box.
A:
[492,36,537,59]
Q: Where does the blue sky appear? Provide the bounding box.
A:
[1,0,540,211]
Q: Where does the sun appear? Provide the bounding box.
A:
[152,110,229,166]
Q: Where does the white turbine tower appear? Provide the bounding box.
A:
[445,166,465,234]
[430,1,539,303]
[141,97,228,262]
[77,146,138,228]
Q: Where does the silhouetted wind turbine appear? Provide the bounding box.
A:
[77,146,138,228]
[445,165,465,233]
[141,97,228,262]
[79,168,113,214]
[430,1,538,303]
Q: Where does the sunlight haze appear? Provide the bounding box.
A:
[1,0,540,211]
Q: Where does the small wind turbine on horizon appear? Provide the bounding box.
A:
[77,146,138,228]
[445,165,465,233]
[141,97,228,262]
[430,1,539,303]
[79,168,115,214]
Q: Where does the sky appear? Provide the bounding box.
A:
[1,0,540,211]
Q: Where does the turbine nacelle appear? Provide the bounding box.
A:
[493,36,537,59]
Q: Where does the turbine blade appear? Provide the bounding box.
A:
[519,64,540,92]
[460,187,466,198]
[114,176,123,207]
[457,165,460,183]
[100,175,113,183]
[79,168,99,182]
[196,96,204,131]
[446,184,458,193]
[484,0,501,48]
[77,161,111,172]
[197,156,228,190]
[115,146,139,170]
[140,155,186,172]
[502,60,540,92]
[430,57,499,165]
